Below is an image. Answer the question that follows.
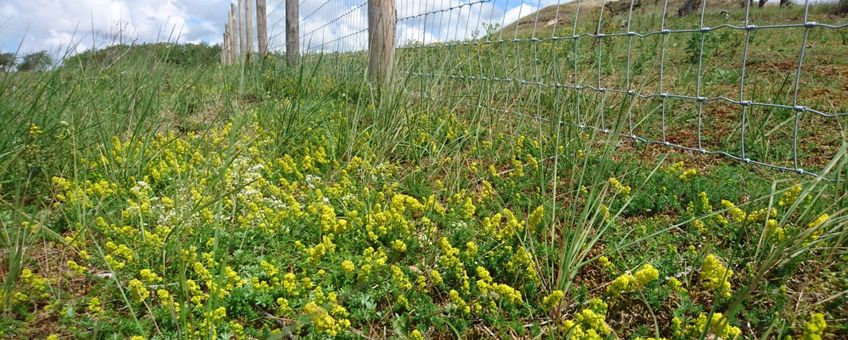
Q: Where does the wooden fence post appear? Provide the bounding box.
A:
[230,5,239,62]
[246,0,255,56]
[368,0,396,86]
[222,24,230,64]
[286,0,299,67]
[238,0,247,61]
[256,0,268,57]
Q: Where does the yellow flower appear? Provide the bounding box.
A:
[689,312,741,339]
[482,208,524,240]
[67,260,87,275]
[779,184,802,207]
[721,200,747,223]
[766,219,785,242]
[479,180,495,202]
[598,256,615,273]
[542,290,564,310]
[392,239,407,253]
[277,297,291,315]
[693,219,706,233]
[700,254,733,298]
[807,214,830,240]
[139,269,162,283]
[488,164,500,178]
[528,205,544,229]
[678,168,698,181]
[396,295,410,310]
[607,273,635,296]
[51,176,72,191]
[303,301,349,336]
[608,177,631,196]
[668,277,685,292]
[807,213,829,229]
[87,297,102,314]
[430,270,443,286]
[464,241,478,257]
[633,264,659,287]
[802,313,827,340]
[460,197,476,219]
[211,306,227,320]
[391,265,412,290]
[491,283,522,304]
[599,204,611,221]
[607,264,658,295]
[341,260,355,274]
[29,123,43,137]
[129,279,149,302]
[562,304,611,337]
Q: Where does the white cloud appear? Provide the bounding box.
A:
[503,4,538,29]
[0,0,228,58]
[0,0,555,58]
[300,0,516,52]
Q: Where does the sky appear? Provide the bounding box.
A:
[0,0,230,57]
[0,0,837,58]
[0,0,836,57]
[0,0,577,58]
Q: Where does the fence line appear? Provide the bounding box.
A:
[254,0,848,176]
[221,0,276,64]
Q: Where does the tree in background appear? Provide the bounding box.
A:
[17,51,52,72]
[0,53,15,72]
[840,0,848,13]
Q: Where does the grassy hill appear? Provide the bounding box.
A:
[497,0,830,37]
[62,42,222,70]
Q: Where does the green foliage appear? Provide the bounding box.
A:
[0,53,15,72]
[63,43,221,70]
[17,50,51,72]
[0,2,846,339]
[684,30,737,64]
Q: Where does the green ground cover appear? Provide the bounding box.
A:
[1,3,847,339]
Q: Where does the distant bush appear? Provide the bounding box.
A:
[0,52,15,72]
[18,51,53,72]
[63,43,221,69]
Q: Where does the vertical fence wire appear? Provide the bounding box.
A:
[290,0,848,177]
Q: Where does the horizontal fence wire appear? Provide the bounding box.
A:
[298,0,848,177]
[268,0,286,52]
[300,0,369,53]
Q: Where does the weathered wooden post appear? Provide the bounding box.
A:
[256,0,268,57]
[368,0,396,86]
[230,4,239,62]
[286,0,299,67]
[221,30,226,64]
[246,0,255,56]
[222,24,230,64]
[238,0,247,61]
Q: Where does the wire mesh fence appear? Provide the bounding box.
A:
[285,0,848,176]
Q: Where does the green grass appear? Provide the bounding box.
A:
[1,3,847,339]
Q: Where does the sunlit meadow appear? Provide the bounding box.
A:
[2,4,848,339]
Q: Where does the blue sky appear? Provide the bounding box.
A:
[0,0,569,57]
[2,0,834,58]
[0,0,231,57]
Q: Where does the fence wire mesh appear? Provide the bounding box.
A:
[292,0,848,176]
